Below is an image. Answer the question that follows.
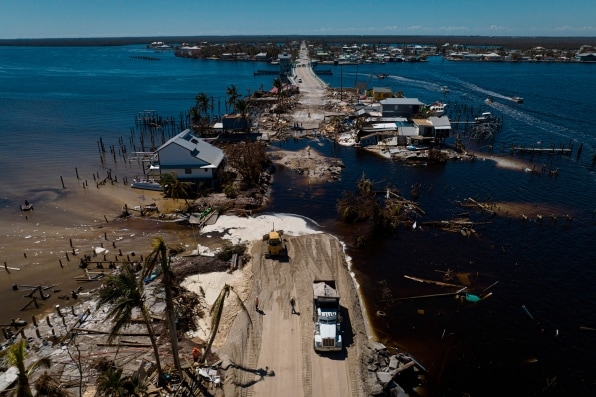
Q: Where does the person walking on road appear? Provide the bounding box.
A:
[255,296,259,311]
[290,296,297,314]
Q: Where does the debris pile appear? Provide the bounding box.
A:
[364,341,426,396]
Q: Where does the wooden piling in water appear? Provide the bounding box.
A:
[60,176,65,189]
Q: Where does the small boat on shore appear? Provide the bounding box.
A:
[406,144,430,151]
[511,96,524,103]
[131,179,162,191]
[20,201,33,211]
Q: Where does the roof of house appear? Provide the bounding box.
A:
[372,87,392,93]
[429,116,452,129]
[412,118,434,126]
[157,129,224,168]
[381,98,425,106]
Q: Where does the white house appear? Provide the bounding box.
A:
[155,129,224,186]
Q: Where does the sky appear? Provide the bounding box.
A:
[1,0,596,39]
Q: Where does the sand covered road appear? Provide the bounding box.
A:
[213,232,369,397]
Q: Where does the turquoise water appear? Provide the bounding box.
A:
[1,44,595,396]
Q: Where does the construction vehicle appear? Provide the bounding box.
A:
[313,280,342,352]
[263,226,288,259]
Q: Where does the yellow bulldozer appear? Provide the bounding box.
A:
[263,226,288,259]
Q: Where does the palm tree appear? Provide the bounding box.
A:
[273,77,284,108]
[144,237,181,372]
[123,373,149,397]
[96,367,126,397]
[159,172,194,201]
[195,92,211,118]
[194,92,212,133]
[226,84,241,114]
[2,339,52,397]
[235,98,250,132]
[34,372,71,397]
[203,284,252,363]
[96,263,165,387]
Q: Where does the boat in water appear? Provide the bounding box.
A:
[131,179,162,191]
[430,102,448,116]
[440,86,450,94]
[475,112,497,123]
[511,96,524,103]
[20,201,33,211]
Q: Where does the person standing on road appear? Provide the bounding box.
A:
[255,296,259,311]
[290,296,296,314]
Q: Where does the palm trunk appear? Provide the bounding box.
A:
[141,305,166,386]
[162,257,182,372]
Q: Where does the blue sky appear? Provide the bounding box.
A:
[1,0,595,39]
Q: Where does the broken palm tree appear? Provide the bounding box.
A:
[336,174,425,237]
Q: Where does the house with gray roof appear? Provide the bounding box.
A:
[380,98,425,118]
[155,129,224,187]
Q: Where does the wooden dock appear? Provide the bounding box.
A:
[511,147,571,154]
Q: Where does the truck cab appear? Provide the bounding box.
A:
[313,280,343,352]
[314,306,342,351]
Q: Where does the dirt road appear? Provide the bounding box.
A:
[219,233,369,397]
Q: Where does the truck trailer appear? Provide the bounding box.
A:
[313,279,342,352]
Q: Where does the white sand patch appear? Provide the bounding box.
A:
[181,270,246,343]
[182,271,243,307]
[201,213,321,244]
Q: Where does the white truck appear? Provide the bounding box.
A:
[313,279,343,352]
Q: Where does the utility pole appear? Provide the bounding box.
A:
[340,64,343,101]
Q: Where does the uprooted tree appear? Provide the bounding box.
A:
[223,141,271,189]
[336,173,425,242]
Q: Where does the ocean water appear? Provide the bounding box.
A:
[1,44,595,396]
